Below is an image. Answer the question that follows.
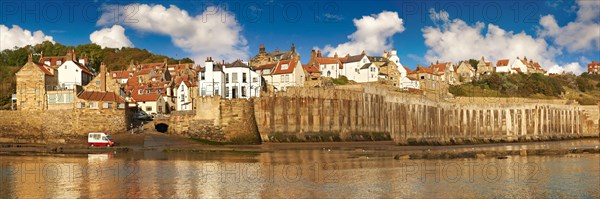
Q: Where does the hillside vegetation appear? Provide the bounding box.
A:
[449,73,600,105]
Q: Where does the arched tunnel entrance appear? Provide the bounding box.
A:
[155,123,169,133]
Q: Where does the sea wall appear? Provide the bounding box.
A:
[0,109,130,144]
[160,97,260,144]
[254,87,599,144]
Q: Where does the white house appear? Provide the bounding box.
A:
[175,79,194,111]
[199,58,261,99]
[340,52,379,83]
[308,50,342,78]
[262,59,305,91]
[495,59,512,73]
[510,57,529,74]
[399,66,420,90]
[132,93,166,115]
[385,49,403,71]
[57,50,94,89]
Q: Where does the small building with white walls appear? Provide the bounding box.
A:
[199,58,261,99]
[57,50,94,89]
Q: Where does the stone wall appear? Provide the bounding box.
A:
[254,87,599,144]
[160,97,260,144]
[0,109,130,143]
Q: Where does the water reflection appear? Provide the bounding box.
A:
[0,149,599,198]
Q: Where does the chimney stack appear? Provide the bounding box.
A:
[100,62,107,92]
[317,50,322,58]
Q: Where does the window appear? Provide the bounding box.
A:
[180,94,185,101]
[103,102,110,108]
[78,102,85,108]
[242,73,247,83]
[370,67,375,72]
[90,102,97,109]
[138,90,143,94]
[252,77,257,83]
[117,103,125,109]
[232,73,238,83]
[420,76,425,80]
[241,86,247,97]
[146,106,152,111]
[281,64,289,70]
[215,88,219,95]
[201,72,205,80]
[225,87,230,97]
[57,61,62,65]
[96,80,100,86]
[225,74,229,83]
[327,71,331,77]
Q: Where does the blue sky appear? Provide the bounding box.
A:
[1,0,599,73]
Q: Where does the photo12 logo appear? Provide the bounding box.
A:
[398,161,539,183]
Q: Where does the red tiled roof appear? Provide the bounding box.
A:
[139,62,165,69]
[315,57,339,65]
[39,56,67,66]
[485,62,491,66]
[497,59,509,66]
[255,63,276,70]
[130,93,161,102]
[78,91,125,102]
[430,62,449,71]
[302,64,320,73]
[33,62,55,76]
[272,59,298,75]
[416,65,433,74]
[111,71,133,79]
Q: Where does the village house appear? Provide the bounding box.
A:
[173,76,196,111]
[409,65,446,93]
[455,61,476,83]
[429,62,457,85]
[249,43,299,67]
[399,66,420,90]
[588,61,600,75]
[75,63,126,110]
[368,55,401,87]
[110,70,134,84]
[510,57,529,74]
[302,64,321,87]
[198,58,262,99]
[15,54,59,110]
[495,59,512,73]
[307,50,342,78]
[262,58,305,91]
[476,56,494,78]
[56,50,94,90]
[340,51,379,83]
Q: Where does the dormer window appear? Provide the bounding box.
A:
[44,61,50,65]
[281,64,289,70]
[57,61,62,65]
[138,89,142,94]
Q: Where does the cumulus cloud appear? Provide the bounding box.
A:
[422,9,562,71]
[97,4,248,63]
[539,0,600,52]
[89,25,134,48]
[428,9,449,24]
[0,24,54,51]
[547,62,583,74]
[321,11,405,56]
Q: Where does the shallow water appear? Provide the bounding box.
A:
[1,147,599,198]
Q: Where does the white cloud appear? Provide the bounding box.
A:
[428,8,449,24]
[539,0,600,52]
[422,15,560,70]
[89,25,134,48]
[321,11,405,56]
[0,24,54,51]
[547,62,583,74]
[97,4,248,63]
